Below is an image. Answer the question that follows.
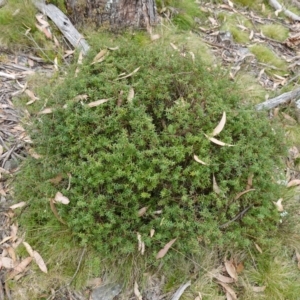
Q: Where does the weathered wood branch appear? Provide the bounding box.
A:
[255,87,300,110]
[33,0,90,54]
[268,0,300,21]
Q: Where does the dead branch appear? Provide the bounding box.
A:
[255,87,300,110]
[32,0,90,55]
[268,0,300,21]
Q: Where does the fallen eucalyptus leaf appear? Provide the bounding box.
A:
[156,238,177,259]
[193,154,208,165]
[87,99,110,107]
[204,134,234,147]
[212,112,226,136]
[224,260,238,281]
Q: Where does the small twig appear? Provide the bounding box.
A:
[219,206,252,229]
[69,246,86,285]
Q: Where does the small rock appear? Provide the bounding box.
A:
[91,283,122,300]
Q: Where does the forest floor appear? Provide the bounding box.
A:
[1,0,300,299]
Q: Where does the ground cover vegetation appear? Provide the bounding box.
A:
[1,0,300,299]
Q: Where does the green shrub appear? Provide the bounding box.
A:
[16,33,285,258]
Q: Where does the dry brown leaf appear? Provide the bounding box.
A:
[54,192,70,205]
[92,49,108,64]
[50,198,66,225]
[8,257,32,280]
[23,242,34,257]
[204,134,234,147]
[0,257,15,269]
[36,14,50,27]
[116,67,140,80]
[134,281,143,300]
[224,260,237,281]
[287,179,300,187]
[252,286,266,292]
[273,198,284,212]
[281,112,297,124]
[87,99,110,108]
[295,251,300,269]
[217,281,237,300]
[33,250,48,273]
[254,243,263,254]
[212,112,226,136]
[0,236,12,245]
[213,175,221,195]
[214,273,235,284]
[193,154,208,165]
[25,89,39,105]
[234,189,255,200]
[7,247,16,262]
[38,108,53,114]
[138,206,148,217]
[156,238,177,259]
[170,43,178,50]
[48,174,63,185]
[127,87,134,103]
[10,224,18,241]
[9,202,26,210]
[235,262,244,274]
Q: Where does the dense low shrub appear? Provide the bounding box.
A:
[16,34,285,257]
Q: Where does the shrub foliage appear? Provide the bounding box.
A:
[17,34,285,256]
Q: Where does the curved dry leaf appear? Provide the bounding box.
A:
[156,238,177,259]
[254,243,262,254]
[127,87,134,103]
[50,199,66,225]
[8,257,32,280]
[224,260,237,281]
[252,286,266,293]
[87,99,110,108]
[54,192,70,205]
[116,67,140,80]
[0,236,12,245]
[134,282,142,300]
[23,242,34,257]
[204,134,234,147]
[138,206,148,217]
[287,179,300,187]
[217,281,237,300]
[212,112,226,136]
[150,229,155,237]
[9,202,26,210]
[213,175,221,194]
[273,198,284,212]
[214,273,235,284]
[7,247,16,262]
[234,189,255,200]
[193,154,208,165]
[108,46,119,51]
[92,49,108,64]
[33,250,48,273]
[38,108,53,114]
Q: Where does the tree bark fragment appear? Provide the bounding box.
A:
[255,87,300,110]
